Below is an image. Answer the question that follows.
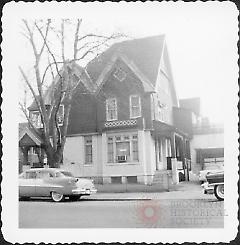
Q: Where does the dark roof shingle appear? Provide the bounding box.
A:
[86,35,165,86]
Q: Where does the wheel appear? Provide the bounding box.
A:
[69,195,81,201]
[214,184,224,201]
[51,191,65,202]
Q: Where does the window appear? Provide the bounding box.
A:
[107,137,114,163]
[84,136,93,164]
[157,101,165,122]
[31,111,42,128]
[113,67,126,82]
[132,135,139,161]
[25,171,37,179]
[130,95,141,118]
[107,133,139,163]
[111,176,122,184]
[106,98,117,121]
[36,171,54,179]
[127,176,138,184]
[57,104,64,126]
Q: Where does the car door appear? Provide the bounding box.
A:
[19,171,37,197]
[35,170,54,197]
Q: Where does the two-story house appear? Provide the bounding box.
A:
[21,35,191,186]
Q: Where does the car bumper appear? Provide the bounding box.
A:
[201,182,214,194]
[72,188,97,195]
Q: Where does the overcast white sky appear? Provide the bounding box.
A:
[3,2,239,123]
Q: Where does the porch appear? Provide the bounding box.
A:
[19,123,45,172]
[152,120,191,183]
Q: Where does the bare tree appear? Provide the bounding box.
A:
[19,19,124,168]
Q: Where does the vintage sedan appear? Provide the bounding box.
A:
[19,168,97,202]
[202,170,224,201]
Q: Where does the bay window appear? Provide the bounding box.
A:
[107,133,139,163]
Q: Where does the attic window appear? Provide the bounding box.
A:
[113,67,126,82]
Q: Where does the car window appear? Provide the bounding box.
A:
[25,171,37,179]
[19,173,25,179]
[36,171,54,179]
[59,171,74,177]
[55,172,63,178]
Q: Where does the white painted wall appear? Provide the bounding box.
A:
[63,135,99,177]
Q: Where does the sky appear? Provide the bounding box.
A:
[4,2,239,124]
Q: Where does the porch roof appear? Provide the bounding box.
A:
[19,123,43,147]
[152,120,189,138]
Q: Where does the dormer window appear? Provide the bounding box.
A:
[106,98,117,121]
[113,67,126,82]
[130,95,141,118]
[30,111,43,128]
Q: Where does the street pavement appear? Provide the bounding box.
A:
[19,181,224,228]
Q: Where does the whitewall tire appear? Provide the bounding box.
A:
[51,191,64,202]
[214,184,224,201]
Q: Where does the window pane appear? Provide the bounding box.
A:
[85,136,93,164]
[131,96,139,106]
[132,141,139,161]
[107,143,114,162]
[107,98,117,120]
[130,96,141,118]
[116,142,130,156]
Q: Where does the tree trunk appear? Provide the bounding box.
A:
[45,148,62,168]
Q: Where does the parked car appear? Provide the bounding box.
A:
[199,169,223,183]
[19,168,97,202]
[202,171,224,201]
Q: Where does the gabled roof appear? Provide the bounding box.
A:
[28,62,95,111]
[87,35,165,87]
[19,122,43,146]
[94,52,155,94]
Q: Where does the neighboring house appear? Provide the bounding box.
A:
[21,35,192,187]
[19,122,46,172]
[176,98,224,175]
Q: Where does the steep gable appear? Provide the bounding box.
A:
[28,63,95,111]
[87,35,165,87]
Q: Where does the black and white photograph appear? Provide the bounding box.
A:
[1,1,238,243]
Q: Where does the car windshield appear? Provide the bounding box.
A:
[59,171,74,177]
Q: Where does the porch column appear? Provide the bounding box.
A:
[170,133,178,184]
[170,133,176,158]
[21,146,29,165]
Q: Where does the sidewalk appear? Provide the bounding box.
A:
[85,181,212,200]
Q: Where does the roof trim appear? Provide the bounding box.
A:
[95,52,155,95]
[19,126,42,146]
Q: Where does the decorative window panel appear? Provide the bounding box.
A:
[113,67,126,82]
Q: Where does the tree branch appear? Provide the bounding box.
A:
[73,19,82,60]
[19,66,41,112]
